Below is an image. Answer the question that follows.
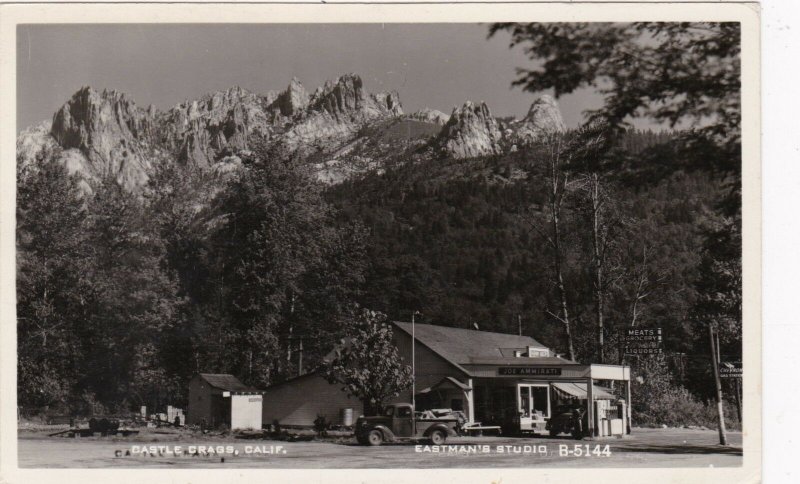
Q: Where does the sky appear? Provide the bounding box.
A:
[17,23,612,131]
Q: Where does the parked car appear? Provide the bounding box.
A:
[355,403,459,446]
[545,405,587,439]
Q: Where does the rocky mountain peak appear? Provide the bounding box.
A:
[161,85,272,167]
[405,107,450,126]
[517,94,566,142]
[372,90,403,117]
[310,73,366,118]
[21,72,425,191]
[275,74,403,159]
[306,73,403,120]
[275,77,310,117]
[49,86,157,189]
[51,86,155,150]
[439,101,503,159]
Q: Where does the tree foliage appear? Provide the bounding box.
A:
[322,308,412,415]
[17,153,90,410]
[143,143,368,391]
[489,21,742,393]
[489,22,740,144]
[17,152,187,413]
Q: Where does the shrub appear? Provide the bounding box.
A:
[631,357,740,429]
[313,415,330,435]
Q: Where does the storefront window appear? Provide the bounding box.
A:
[519,386,531,417]
[532,386,549,417]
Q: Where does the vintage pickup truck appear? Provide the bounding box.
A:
[355,403,460,446]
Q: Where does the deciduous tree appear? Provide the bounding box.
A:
[322,308,412,415]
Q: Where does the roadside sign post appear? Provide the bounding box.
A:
[619,327,663,432]
[709,325,728,446]
[720,361,743,423]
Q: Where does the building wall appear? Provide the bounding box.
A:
[390,328,469,404]
[231,394,263,429]
[261,373,363,427]
[187,375,218,425]
[259,328,471,426]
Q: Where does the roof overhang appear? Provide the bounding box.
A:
[417,376,473,395]
[552,382,617,400]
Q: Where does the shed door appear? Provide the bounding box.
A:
[211,395,230,428]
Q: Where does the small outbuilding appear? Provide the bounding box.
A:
[187,373,264,430]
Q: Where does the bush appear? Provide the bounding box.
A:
[631,357,740,429]
[313,415,330,435]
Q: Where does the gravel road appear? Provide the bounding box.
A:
[17,427,742,468]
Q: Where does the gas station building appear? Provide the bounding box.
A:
[261,321,631,437]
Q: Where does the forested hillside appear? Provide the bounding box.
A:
[329,130,730,373]
[17,127,738,422]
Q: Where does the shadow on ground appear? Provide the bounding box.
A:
[613,443,743,456]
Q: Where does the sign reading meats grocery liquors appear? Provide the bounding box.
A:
[622,327,663,356]
[498,367,562,376]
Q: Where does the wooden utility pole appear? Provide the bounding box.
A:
[298,339,303,377]
[412,311,420,411]
[714,330,742,423]
[734,377,742,424]
[518,314,522,336]
[709,325,728,446]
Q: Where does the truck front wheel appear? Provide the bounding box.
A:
[429,429,447,445]
[367,430,383,446]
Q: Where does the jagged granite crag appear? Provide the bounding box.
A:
[275,77,310,117]
[48,87,160,189]
[515,95,567,142]
[18,74,567,189]
[438,101,503,159]
[20,74,407,190]
[278,74,403,158]
[159,86,274,168]
[404,108,450,126]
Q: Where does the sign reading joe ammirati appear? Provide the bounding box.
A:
[498,367,562,376]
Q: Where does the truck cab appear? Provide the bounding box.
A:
[355,403,459,446]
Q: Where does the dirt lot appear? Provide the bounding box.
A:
[17,427,742,468]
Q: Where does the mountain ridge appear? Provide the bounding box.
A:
[18,73,567,191]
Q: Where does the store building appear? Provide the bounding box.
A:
[187,373,264,430]
[261,322,631,437]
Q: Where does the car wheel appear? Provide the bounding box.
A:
[367,430,383,446]
[549,428,559,438]
[571,427,583,440]
[429,429,446,445]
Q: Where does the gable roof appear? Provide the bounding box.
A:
[196,373,259,392]
[393,322,573,372]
